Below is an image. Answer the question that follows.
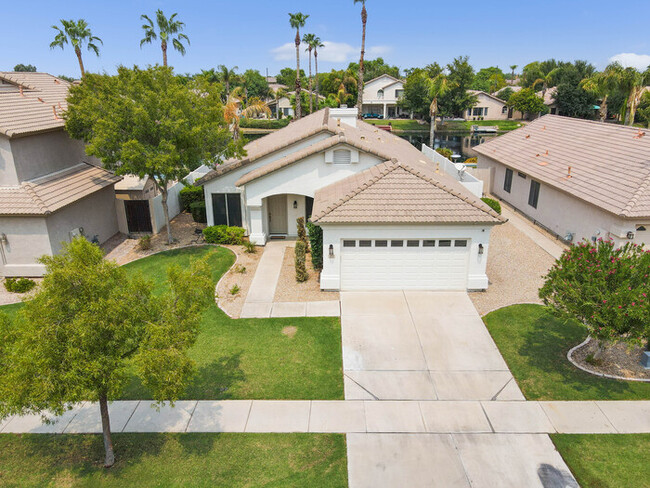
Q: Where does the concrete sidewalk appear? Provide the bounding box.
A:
[2,399,649,435]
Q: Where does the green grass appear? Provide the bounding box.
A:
[0,246,344,401]
[240,118,290,130]
[364,119,430,131]
[441,119,523,131]
[551,434,650,488]
[483,304,650,400]
[0,433,348,487]
[0,301,23,319]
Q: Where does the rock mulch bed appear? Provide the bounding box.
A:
[273,245,339,303]
[0,278,42,306]
[215,245,262,318]
[571,338,650,381]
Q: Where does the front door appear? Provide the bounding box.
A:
[268,195,288,234]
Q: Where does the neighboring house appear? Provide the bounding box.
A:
[537,87,558,115]
[475,114,650,247]
[361,74,406,119]
[197,108,504,291]
[466,90,513,120]
[267,91,324,119]
[0,72,121,277]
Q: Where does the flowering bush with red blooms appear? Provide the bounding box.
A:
[539,239,650,348]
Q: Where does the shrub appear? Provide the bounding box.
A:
[4,277,36,294]
[189,201,207,224]
[481,197,502,214]
[229,284,241,295]
[233,265,247,274]
[294,241,309,282]
[306,221,323,270]
[539,240,650,348]
[243,240,257,253]
[436,147,453,159]
[296,217,309,249]
[203,225,245,245]
[138,234,152,251]
[239,118,290,129]
[464,157,477,165]
[179,185,204,211]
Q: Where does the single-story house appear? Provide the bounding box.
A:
[475,114,650,247]
[0,71,121,277]
[196,108,504,291]
[361,74,407,119]
[267,91,325,119]
[466,90,522,121]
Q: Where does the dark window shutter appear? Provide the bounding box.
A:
[226,194,242,227]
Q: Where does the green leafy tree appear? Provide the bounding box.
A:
[289,12,309,120]
[637,91,650,128]
[354,0,368,118]
[13,63,37,72]
[553,83,598,119]
[473,67,506,93]
[496,87,514,102]
[507,87,548,119]
[438,56,478,117]
[581,67,621,122]
[64,66,241,244]
[428,73,448,147]
[140,9,189,67]
[50,19,102,77]
[242,69,269,100]
[540,240,650,352]
[398,68,430,118]
[348,57,400,82]
[276,67,305,88]
[0,238,214,467]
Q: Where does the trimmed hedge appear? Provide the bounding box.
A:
[240,119,290,129]
[481,197,502,214]
[190,201,207,223]
[203,225,245,245]
[306,222,323,270]
[4,277,36,293]
[295,241,308,282]
[180,185,204,211]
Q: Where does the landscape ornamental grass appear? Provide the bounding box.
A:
[481,197,501,214]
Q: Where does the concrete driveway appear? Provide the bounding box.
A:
[341,291,523,401]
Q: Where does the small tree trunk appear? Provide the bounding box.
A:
[295,30,302,120]
[162,41,168,67]
[599,95,608,122]
[357,5,367,119]
[99,394,115,468]
[315,51,320,105]
[160,185,173,244]
[429,113,435,148]
[75,47,85,78]
[308,50,313,114]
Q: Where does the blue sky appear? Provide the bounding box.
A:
[2,0,649,78]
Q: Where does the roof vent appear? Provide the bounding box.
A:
[567,166,572,178]
[333,149,352,164]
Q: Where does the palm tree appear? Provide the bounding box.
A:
[428,74,449,148]
[289,13,309,120]
[218,65,239,100]
[533,68,559,101]
[225,88,271,141]
[581,69,617,122]
[303,33,316,113]
[509,64,517,82]
[313,37,325,107]
[140,10,189,67]
[50,19,102,77]
[354,0,368,118]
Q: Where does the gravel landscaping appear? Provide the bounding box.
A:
[571,339,650,381]
[216,244,262,318]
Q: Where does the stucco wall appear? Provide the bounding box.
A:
[466,93,509,120]
[319,223,494,291]
[45,185,119,255]
[363,77,403,103]
[478,154,644,245]
[0,216,51,277]
[0,135,19,186]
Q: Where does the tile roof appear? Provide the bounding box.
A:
[0,162,121,216]
[0,72,71,138]
[468,90,507,106]
[474,114,650,218]
[311,160,505,225]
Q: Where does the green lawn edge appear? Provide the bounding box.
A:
[483,304,650,400]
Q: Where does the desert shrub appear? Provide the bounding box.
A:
[179,185,204,211]
[229,284,241,295]
[203,225,245,245]
[138,234,152,251]
[243,240,257,253]
[189,201,207,224]
[295,241,309,282]
[233,265,247,274]
[435,147,453,159]
[4,277,36,294]
[306,222,323,270]
[481,197,501,214]
[539,240,650,348]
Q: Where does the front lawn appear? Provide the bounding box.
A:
[441,119,523,131]
[1,246,344,401]
[364,119,429,131]
[0,433,348,487]
[552,434,650,488]
[483,304,650,400]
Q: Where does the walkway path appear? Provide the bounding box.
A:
[500,204,566,260]
[240,240,340,318]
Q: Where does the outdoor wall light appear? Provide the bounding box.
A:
[329,244,334,258]
[293,200,298,209]
[478,244,484,255]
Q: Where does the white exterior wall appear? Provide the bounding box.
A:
[0,217,51,277]
[151,182,183,234]
[479,155,644,246]
[0,135,19,186]
[362,76,405,118]
[466,93,509,121]
[320,224,494,291]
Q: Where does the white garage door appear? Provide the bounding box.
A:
[340,238,470,291]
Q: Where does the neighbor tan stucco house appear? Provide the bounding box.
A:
[267,91,325,119]
[475,114,650,247]
[466,90,514,121]
[361,74,406,119]
[0,72,121,277]
[197,108,504,291]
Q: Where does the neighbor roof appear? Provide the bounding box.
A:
[311,160,505,224]
[468,90,507,105]
[474,115,650,218]
[0,72,71,138]
[364,74,404,86]
[0,162,121,216]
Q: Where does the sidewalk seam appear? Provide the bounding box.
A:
[121,400,140,433]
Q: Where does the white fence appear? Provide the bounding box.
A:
[421,144,484,198]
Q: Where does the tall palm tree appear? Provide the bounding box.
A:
[303,33,316,113]
[218,65,239,100]
[354,0,368,118]
[509,64,517,82]
[428,74,449,148]
[313,37,325,107]
[289,12,309,120]
[581,69,618,122]
[50,19,102,77]
[140,10,189,67]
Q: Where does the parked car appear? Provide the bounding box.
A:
[362,113,384,119]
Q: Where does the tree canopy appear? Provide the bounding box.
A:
[472,67,506,93]
[507,87,548,117]
[348,57,400,82]
[438,56,477,117]
[276,67,306,89]
[13,63,37,72]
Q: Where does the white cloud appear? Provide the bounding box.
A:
[608,53,650,70]
[271,41,392,64]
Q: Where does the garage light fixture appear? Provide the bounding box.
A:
[293,200,298,209]
[329,244,334,258]
[478,244,484,255]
